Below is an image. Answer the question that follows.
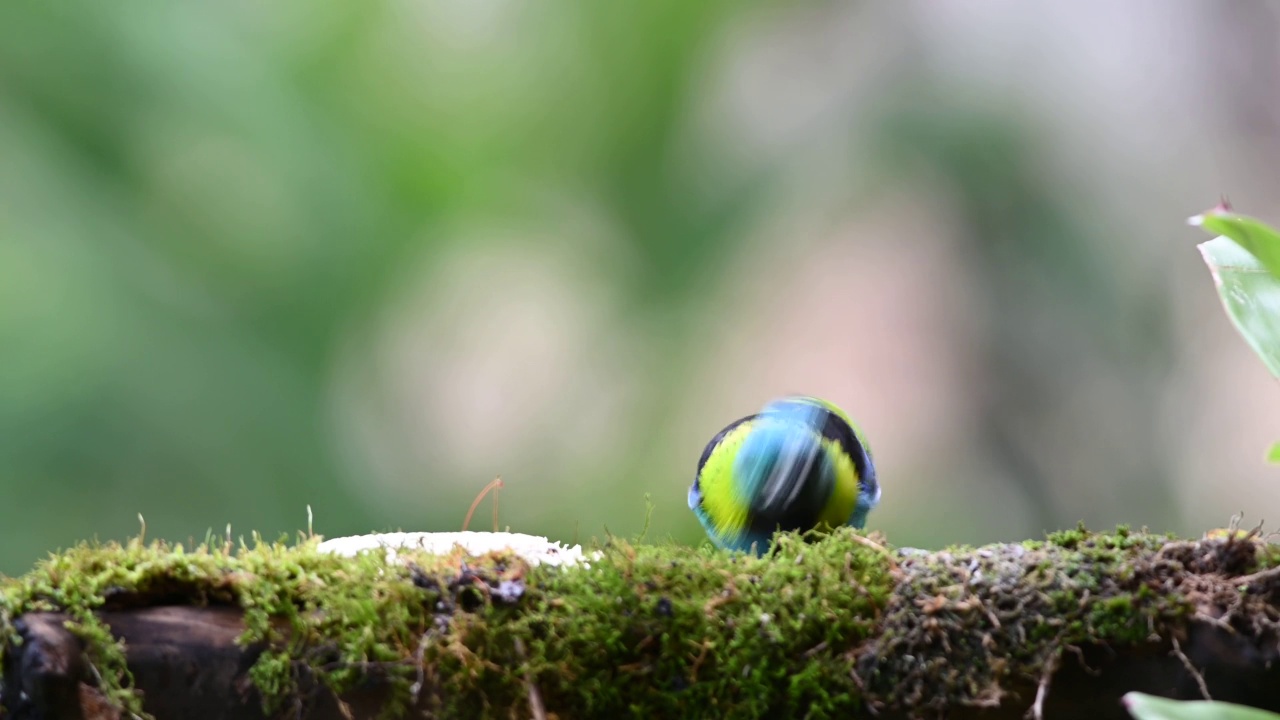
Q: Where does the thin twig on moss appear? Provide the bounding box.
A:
[512,638,546,720]
[1025,651,1058,720]
[1170,636,1211,700]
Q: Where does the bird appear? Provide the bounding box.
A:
[687,395,880,554]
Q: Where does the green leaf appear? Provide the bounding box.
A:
[1123,692,1280,720]
[1197,235,1280,378]
[1267,442,1280,465]
[1190,208,1280,282]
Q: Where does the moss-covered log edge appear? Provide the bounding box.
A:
[1,524,1277,719]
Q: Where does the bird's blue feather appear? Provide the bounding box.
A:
[732,400,826,509]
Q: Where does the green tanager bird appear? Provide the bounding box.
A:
[687,395,880,554]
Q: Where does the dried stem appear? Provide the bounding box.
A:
[462,476,504,532]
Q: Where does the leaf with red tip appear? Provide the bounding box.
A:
[1197,232,1280,379]
[1190,207,1280,281]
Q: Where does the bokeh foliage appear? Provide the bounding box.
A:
[0,2,1238,574]
[0,0,782,573]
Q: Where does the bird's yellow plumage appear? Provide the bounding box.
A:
[815,436,859,529]
[696,422,756,538]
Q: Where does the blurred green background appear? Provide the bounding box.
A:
[3,1,1280,576]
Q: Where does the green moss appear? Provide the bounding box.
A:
[1251,536,1280,569]
[0,525,1274,719]
[0,527,893,719]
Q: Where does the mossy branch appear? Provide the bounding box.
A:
[3,526,1280,719]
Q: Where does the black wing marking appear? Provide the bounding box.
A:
[818,411,876,497]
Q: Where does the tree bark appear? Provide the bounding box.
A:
[7,607,1280,720]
